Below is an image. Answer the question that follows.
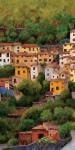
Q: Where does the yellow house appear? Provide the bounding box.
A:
[70,69,75,82]
[63,43,73,52]
[21,44,40,53]
[50,79,67,96]
[15,65,30,79]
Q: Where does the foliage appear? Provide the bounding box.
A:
[16,95,33,107]
[37,72,45,85]
[21,106,43,123]
[68,81,75,92]
[0,65,15,78]
[40,109,53,122]
[19,119,34,131]
[59,123,71,138]
[8,138,18,146]
[54,107,74,124]
[17,79,42,97]
[6,26,17,42]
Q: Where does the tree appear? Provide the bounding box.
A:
[6,26,17,42]
[54,107,74,124]
[59,123,71,138]
[42,80,49,94]
[56,24,69,41]
[21,106,43,123]
[40,109,53,122]
[68,81,75,92]
[19,30,31,43]
[37,72,45,85]
[8,138,18,147]
[0,65,15,78]
[19,119,34,131]
[17,79,42,98]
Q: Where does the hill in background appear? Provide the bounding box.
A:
[0,0,75,26]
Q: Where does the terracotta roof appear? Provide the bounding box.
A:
[32,122,58,130]
[0,42,22,46]
[22,44,39,48]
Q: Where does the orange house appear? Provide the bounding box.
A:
[50,79,68,96]
[19,122,60,145]
[12,52,38,67]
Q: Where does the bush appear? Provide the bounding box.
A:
[59,123,71,138]
[21,106,43,124]
[54,107,74,124]
[40,109,53,122]
[8,138,18,146]
[19,119,34,131]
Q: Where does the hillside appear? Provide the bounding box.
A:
[0,0,75,26]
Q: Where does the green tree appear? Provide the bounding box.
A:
[37,72,45,85]
[22,106,43,123]
[17,79,42,97]
[6,26,17,42]
[40,109,53,122]
[54,107,74,124]
[19,119,34,131]
[59,123,71,138]
[0,65,15,78]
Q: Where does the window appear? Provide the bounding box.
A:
[7,47,9,50]
[8,59,9,62]
[18,71,20,75]
[24,60,27,62]
[12,59,13,63]
[23,70,25,73]
[61,62,63,64]
[33,67,35,70]
[56,86,59,90]
[51,88,54,92]
[73,38,75,41]
[3,59,6,62]
[73,34,75,36]
[14,79,16,83]
[38,134,44,139]
[49,59,51,62]
[17,59,19,63]
[0,53,1,57]
[47,73,49,76]
[44,58,47,62]
[7,53,9,57]
[33,75,35,79]
[39,59,42,61]
[17,47,19,49]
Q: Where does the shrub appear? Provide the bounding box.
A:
[59,123,71,138]
[8,138,18,146]
[19,119,34,131]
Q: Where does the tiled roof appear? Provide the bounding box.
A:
[22,44,39,48]
[32,122,58,130]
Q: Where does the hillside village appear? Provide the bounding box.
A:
[0,29,75,97]
[0,29,75,149]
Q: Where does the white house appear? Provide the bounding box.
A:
[0,50,11,66]
[45,64,59,81]
[30,65,39,80]
[70,29,75,44]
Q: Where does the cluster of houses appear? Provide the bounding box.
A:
[0,30,75,99]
